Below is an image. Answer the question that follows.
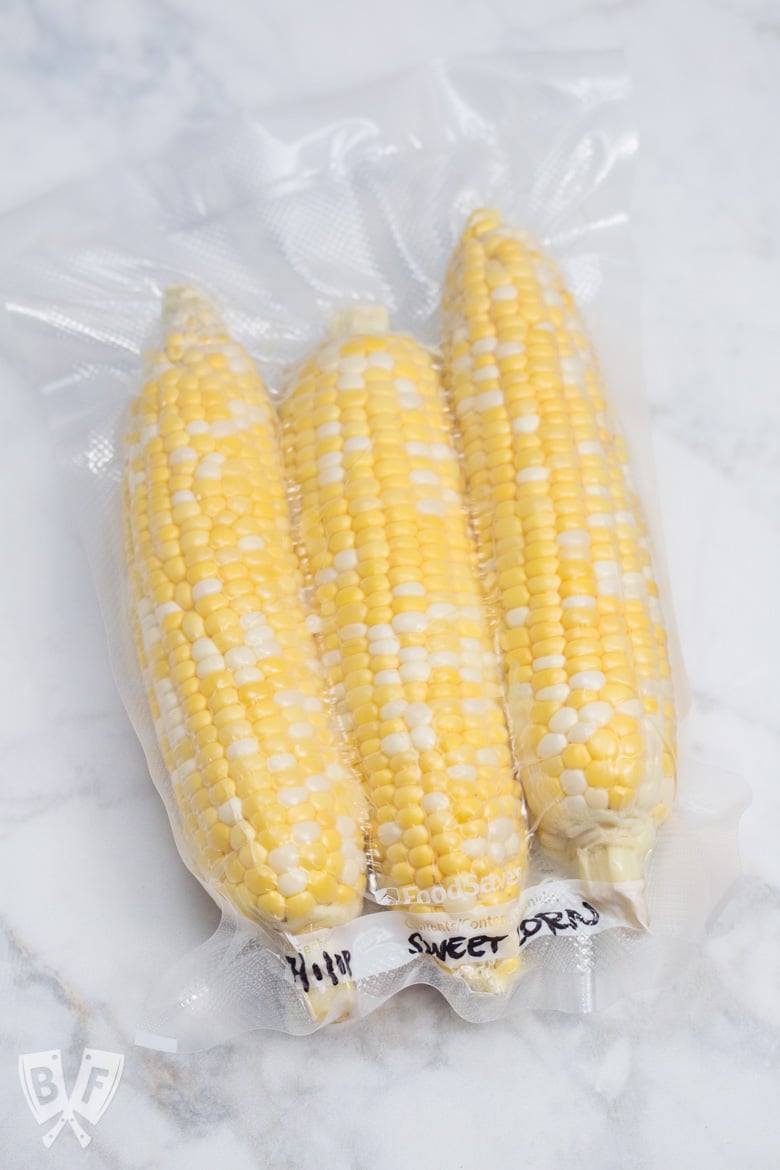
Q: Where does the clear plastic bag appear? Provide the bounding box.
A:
[0,52,747,1051]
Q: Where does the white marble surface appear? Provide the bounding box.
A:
[1,0,778,1167]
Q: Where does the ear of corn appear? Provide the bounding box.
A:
[442,211,676,884]
[280,309,527,990]
[124,287,367,949]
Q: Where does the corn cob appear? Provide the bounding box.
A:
[124,287,367,950]
[280,308,526,989]
[442,211,676,884]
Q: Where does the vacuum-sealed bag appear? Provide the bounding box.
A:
[0,53,746,1051]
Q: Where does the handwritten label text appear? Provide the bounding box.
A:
[517,901,600,947]
[407,932,509,963]
[285,949,352,993]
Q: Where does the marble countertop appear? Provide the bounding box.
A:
[1,0,778,1167]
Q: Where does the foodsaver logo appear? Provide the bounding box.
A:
[18,1048,124,1148]
[378,862,526,908]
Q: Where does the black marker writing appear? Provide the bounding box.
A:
[517,900,600,948]
[407,932,508,961]
[286,949,352,993]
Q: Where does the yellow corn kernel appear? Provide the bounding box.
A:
[124,286,366,941]
[280,308,527,984]
[442,211,677,883]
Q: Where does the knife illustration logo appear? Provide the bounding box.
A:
[18,1048,124,1148]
